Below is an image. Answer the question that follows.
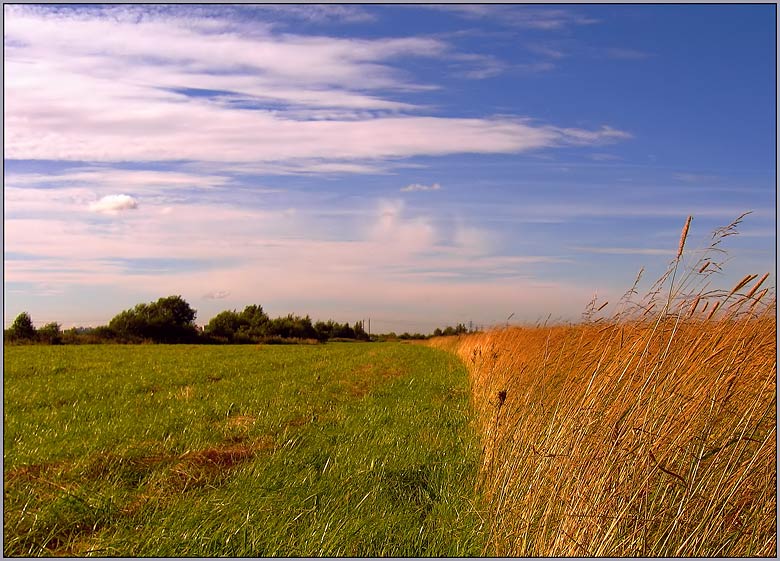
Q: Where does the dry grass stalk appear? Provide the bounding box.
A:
[677,215,692,258]
[745,272,770,300]
[430,214,776,557]
[729,274,758,297]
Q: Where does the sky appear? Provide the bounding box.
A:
[3,4,776,333]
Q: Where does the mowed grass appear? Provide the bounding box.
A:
[4,343,486,556]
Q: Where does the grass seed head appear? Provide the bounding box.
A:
[677,215,693,259]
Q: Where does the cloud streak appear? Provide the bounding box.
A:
[428,6,599,29]
[5,6,630,173]
[203,290,231,300]
[401,182,442,192]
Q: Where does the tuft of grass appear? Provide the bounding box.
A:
[4,343,487,556]
[430,214,776,557]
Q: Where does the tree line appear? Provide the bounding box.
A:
[4,296,476,345]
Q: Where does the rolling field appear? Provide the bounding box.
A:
[4,343,486,556]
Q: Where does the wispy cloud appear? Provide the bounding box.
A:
[5,168,231,193]
[429,6,598,30]
[527,44,568,59]
[5,6,630,173]
[604,47,653,60]
[569,246,672,256]
[514,61,557,73]
[252,4,378,25]
[672,172,720,183]
[203,290,231,300]
[451,52,506,79]
[555,126,632,145]
[4,194,573,315]
[401,182,442,192]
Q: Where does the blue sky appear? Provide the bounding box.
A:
[3,4,776,333]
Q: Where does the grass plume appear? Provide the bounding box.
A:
[430,213,776,556]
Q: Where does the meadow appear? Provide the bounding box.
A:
[5,215,776,557]
[4,343,486,556]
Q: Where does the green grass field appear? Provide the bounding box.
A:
[4,343,486,556]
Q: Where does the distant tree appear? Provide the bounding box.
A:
[37,322,62,345]
[239,305,269,329]
[237,305,270,341]
[433,327,443,337]
[313,319,354,341]
[353,320,368,341]
[336,322,355,339]
[150,296,197,342]
[267,314,316,340]
[313,320,331,341]
[109,305,149,341]
[204,305,270,343]
[91,326,118,343]
[109,295,197,343]
[8,312,36,341]
[205,310,242,342]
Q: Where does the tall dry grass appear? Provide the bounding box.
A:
[431,213,776,556]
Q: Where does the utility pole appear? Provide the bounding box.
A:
[368,317,371,338]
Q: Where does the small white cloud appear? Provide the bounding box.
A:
[401,182,442,193]
[203,290,231,299]
[88,194,138,214]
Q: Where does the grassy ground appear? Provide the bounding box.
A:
[4,343,486,556]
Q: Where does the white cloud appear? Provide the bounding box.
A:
[370,200,437,254]
[89,194,139,214]
[401,182,442,192]
[4,6,631,171]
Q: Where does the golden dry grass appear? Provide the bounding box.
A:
[431,214,776,556]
